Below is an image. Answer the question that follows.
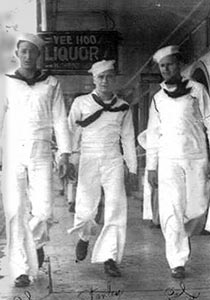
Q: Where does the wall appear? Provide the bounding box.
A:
[41,0,147,106]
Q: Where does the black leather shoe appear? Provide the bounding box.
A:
[15,274,30,287]
[149,221,161,229]
[37,247,45,268]
[104,259,121,277]
[171,266,185,279]
[68,201,76,213]
[200,229,210,235]
[76,239,89,261]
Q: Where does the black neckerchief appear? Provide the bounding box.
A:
[6,70,50,86]
[76,93,129,128]
[163,79,192,98]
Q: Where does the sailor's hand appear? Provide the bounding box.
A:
[148,170,158,188]
[58,153,70,179]
[129,172,138,190]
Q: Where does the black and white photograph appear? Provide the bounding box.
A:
[0,0,210,299]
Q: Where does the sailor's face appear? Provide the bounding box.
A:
[158,55,181,82]
[16,41,40,70]
[93,69,116,93]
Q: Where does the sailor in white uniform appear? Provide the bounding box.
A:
[0,33,73,287]
[68,60,137,277]
[146,45,210,279]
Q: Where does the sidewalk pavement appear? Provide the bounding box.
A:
[1,174,210,299]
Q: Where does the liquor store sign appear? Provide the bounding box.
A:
[38,31,119,74]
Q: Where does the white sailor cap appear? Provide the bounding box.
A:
[153,45,180,64]
[17,33,45,51]
[88,60,115,76]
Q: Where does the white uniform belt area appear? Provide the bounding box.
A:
[5,138,52,149]
[80,143,121,154]
[11,130,52,142]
